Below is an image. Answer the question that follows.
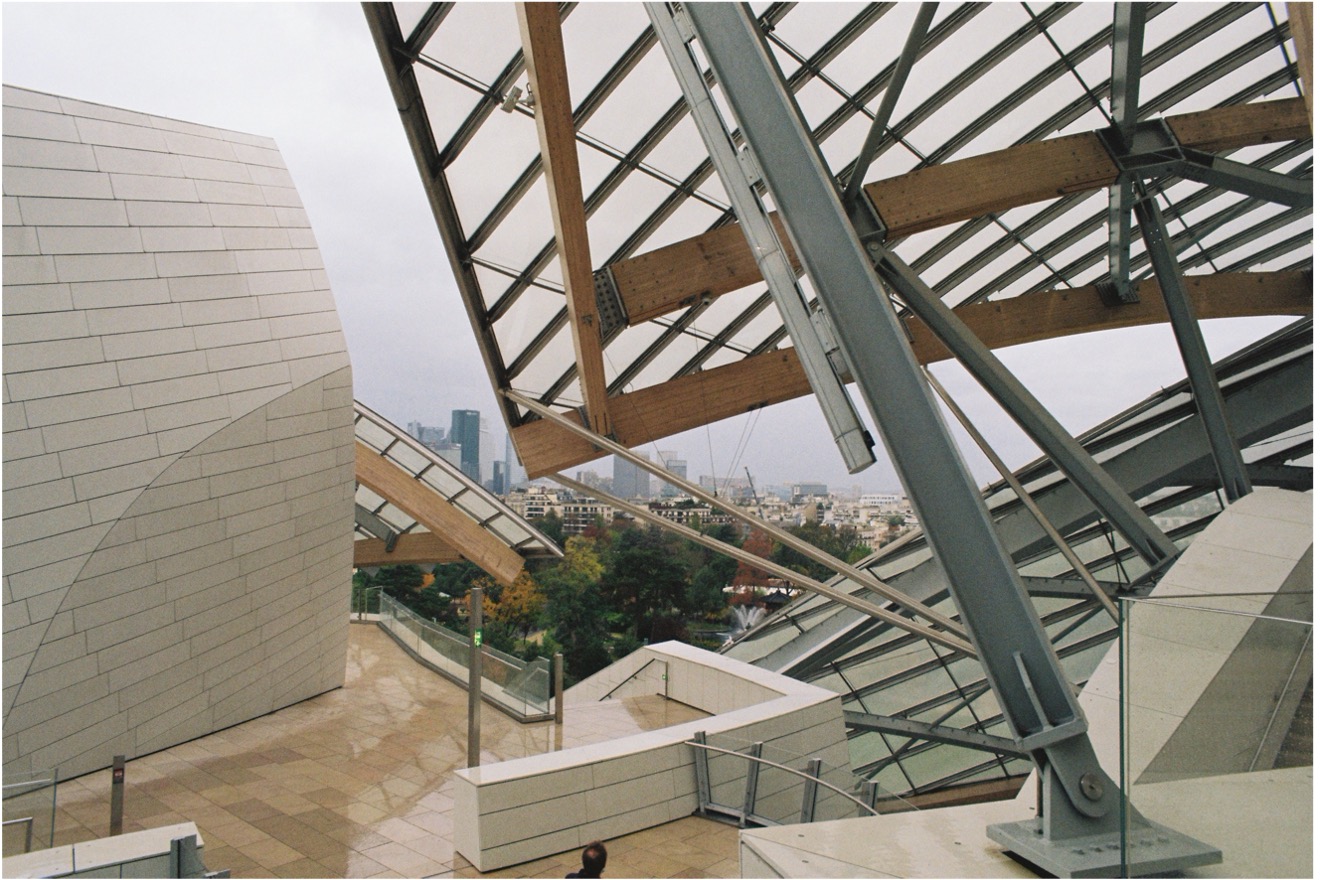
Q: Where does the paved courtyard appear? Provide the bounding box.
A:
[35,624,740,878]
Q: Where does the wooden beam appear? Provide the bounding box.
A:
[355,442,525,585]
[1288,3,1314,127]
[354,533,464,568]
[605,99,1309,326]
[512,271,1311,477]
[516,2,612,436]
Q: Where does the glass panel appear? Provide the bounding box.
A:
[2,770,57,855]
[1120,592,1312,875]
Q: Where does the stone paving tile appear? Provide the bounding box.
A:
[32,625,737,877]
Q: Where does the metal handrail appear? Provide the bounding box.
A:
[3,817,34,854]
[600,657,668,701]
[688,737,913,823]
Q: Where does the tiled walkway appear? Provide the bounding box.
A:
[40,624,741,878]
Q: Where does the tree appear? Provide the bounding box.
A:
[538,536,612,682]
[772,522,868,581]
[601,526,689,640]
[489,570,545,641]
[732,529,776,588]
[532,510,564,546]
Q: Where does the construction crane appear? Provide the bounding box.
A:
[744,467,762,519]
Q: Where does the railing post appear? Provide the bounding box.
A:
[799,758,822,824]
[109,755,125,836]
[741,742,763,828]
[692,732,711,816]
[554,653,565,725]
[467,586,483,768]
[859,779,879,817]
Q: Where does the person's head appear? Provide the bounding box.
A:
[581,841,607,877]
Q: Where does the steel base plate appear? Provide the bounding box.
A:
[987,816,1222,878]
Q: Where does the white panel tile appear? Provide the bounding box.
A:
[191,318,272,349]
[143,395,231,433]
[2,427,46,460]
[3,135,98,171]
[72,459,169,503]
[269,311,342,338]
[6,362,120,402]
[179,297,262,326]
[235,249,304,274]
[4,225,40,255]
[230,143,286,168]
[74,117,168,151]
[160,130,239,161]
[54,252,158,283]
[273,206,310,228]
[85,302,183,335]
[3,337,104,373]
[194,180,266,206]
[2,105,81,141]
[217,361,292,395]
[221,227,291,251]
[18,196,128,227]
[70,277,171,310]
[165,272,251,302]
[58,434,161,478]
[128,373,221,410]
[3,478,77,519]
[139,227,226,252]
[261,186,304,208]
[204,340,283,372]
[116,350,210,386]
[157,419,228,456]
[108,173,199,203]
[246,269,314,296]
[22,386,134,428]
[3,501,94,547]
[248,165,296,188]
[4,166,113,199]
[207,204,278,227]
[92,145,185,177]
[4,254,59,285]
[153,249,238,278]
[123,200,212,227]
[180,155,254,183]
[37,226,144,255]
[58,97,154,127]
[3,86,62,111]
[100,327,196,361]
[41,410,147,453]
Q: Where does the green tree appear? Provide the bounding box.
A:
[532,510,565,546]
[772,522,867,581]
[539,536,612,682]
[601,526,689,640]
[432,560,485,600]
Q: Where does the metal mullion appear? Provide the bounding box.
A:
[1219,229,1312,273]
[404,3,452,57]
[606,300,710,394]
[669,293,774,380]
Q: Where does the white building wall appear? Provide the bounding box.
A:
[2,86,355,779]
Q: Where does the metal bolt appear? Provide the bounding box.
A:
[1079,771,1104,801]
[866,242,881,253]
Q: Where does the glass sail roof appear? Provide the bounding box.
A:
[353,400,562,561]
[366,1,1310,482]
[725,319,1312,797]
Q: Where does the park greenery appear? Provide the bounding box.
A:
[354,515,870,684]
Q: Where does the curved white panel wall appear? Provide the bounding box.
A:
[2,86,355,779]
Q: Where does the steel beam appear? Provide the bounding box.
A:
[1177,149,1314,207]
[1105,3,1147,303]
[683,6,1216,872]
[862,242,1178,567]
[844,710,1027,756]
[841,2,937,207]
[1133,193,1253,502]
[646,1,875,473]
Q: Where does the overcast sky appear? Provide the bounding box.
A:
[2,3,1291,496]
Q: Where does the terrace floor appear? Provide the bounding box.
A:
[35,624,741,878]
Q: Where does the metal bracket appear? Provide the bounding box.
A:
[592,266,628,338]
[1097,118,1184,182]
[809,305,853,383]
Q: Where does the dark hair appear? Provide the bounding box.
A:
[582,840,607,877]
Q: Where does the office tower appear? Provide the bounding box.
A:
[451,409,482,482]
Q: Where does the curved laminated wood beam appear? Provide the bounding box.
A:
[511,271,1311,477]
[516,2,612,437]
[354,532,464,567]
[355,441,526,585]
[605,99,1309,324]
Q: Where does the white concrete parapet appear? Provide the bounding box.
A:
[3,822,204,878]
[453,641,853,871]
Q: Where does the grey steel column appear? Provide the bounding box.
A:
[109,755,125,836]
[467,586,483,768]
[1104,3,1147,303]
[553,652,564,725]
[682,6,1217,874]
[1133,193,1252,502]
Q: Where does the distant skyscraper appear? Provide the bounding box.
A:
[450,409,481,482]
[479,416,497,486]
[657,450,686,497]
[612,453,651,499]
[492,461,507,495]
